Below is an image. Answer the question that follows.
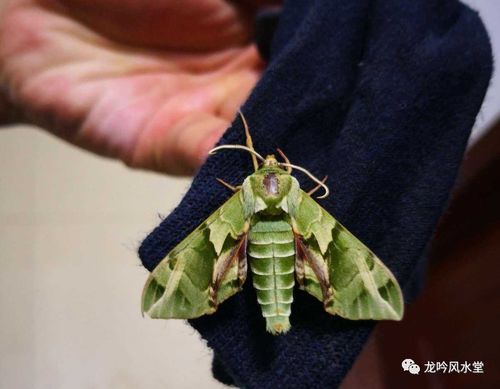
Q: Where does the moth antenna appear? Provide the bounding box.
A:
[278,162,330,199]
[307,175,328,196]
[276,148,292,173]
[209,145,266,163]
[238,110,259,171]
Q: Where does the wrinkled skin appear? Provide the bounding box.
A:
[0,0,276,174]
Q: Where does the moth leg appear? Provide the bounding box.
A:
[276,148,292,173]
[216,178,241,192]
[294,234,334,307]
[307,175,328,196]
[209,235,247,309]
[238,110,259,171]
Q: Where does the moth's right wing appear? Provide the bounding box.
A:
[142,190,250,319]
[289,188,404,321]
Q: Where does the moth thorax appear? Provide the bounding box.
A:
[263,173,279,195]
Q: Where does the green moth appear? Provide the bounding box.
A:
[142,112,404,335]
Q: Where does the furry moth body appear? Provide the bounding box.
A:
[141,114,404,335]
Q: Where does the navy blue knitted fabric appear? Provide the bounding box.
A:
[139,0,492,387]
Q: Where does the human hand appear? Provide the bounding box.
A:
[0,0,273,174]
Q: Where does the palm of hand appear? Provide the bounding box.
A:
[0,0,266,174]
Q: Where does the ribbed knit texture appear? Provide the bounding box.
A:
[139,0,492,387]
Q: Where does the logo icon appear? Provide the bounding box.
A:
[402,358,420,375]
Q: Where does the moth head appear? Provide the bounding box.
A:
[263,154,279,168]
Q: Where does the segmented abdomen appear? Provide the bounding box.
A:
[248,218,295,334]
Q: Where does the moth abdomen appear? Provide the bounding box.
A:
[248,218,295,334]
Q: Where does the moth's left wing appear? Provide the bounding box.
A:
[142,190,250,319]
[289,188,404,321]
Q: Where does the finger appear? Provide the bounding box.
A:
[126,48,260,175]
[129,111,229,175]
[215,46,262,121]
[217,71,260,122]
[56,0,255,51]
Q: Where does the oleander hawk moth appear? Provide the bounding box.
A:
[142,112,404,335]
